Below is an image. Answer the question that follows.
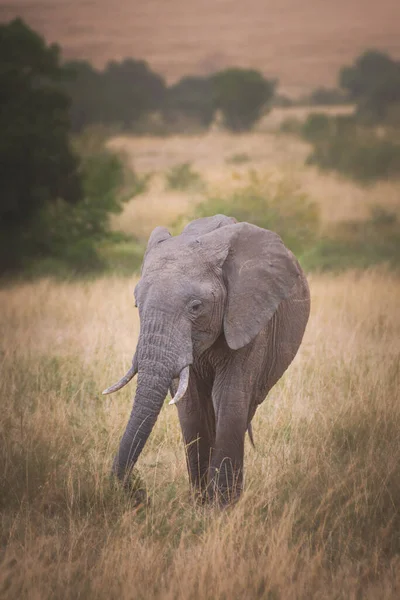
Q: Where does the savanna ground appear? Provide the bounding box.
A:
[1,124,400,598]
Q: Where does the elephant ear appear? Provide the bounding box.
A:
[143,226,171,263]
[199,222,301,350]
[181,214,237,238]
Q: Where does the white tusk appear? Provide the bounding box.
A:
[169,366,190,405]
[102,363,137,395]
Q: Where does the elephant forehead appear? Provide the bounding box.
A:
[144,239,204,274]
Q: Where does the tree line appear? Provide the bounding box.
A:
[65,60,276,133]
[65,48,400,133]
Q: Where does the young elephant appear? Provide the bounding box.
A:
[103,215,310,505]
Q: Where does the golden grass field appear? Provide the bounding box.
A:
[1,269,400,598]
[1,0,400,94]
[109,123,400,240]
[1,128,400,597]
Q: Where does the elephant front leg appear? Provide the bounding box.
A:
[208,374,248,506]
[175,374,215,503]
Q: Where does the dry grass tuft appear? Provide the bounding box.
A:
[1,269,400,597]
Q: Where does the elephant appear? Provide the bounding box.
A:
[103,214,310,505]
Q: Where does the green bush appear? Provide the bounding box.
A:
[187,171,319,256]
[302,207,400,271]
[301,113,332,142]
[299,113,400,182]
[307,128,400,182]
[22,149,147,276]
[178,171,400,273]
[212,68,276,131]
[165,162,205,192]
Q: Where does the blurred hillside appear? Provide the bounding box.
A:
[1,0,400,95]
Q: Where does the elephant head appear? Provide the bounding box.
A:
[103,214,301,489]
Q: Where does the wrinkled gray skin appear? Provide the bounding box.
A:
[105,215,310,505]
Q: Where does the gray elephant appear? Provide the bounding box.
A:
[103,215,310,505]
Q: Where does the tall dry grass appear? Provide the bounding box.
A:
[1,269,400,598]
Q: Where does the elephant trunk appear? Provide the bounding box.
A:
[112,361,172,483]
[112,320,192,485]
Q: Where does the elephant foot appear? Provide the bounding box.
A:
[207,464,243,507]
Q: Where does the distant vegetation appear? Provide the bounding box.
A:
[1,17,400,277]
[304,114,400,182]
[178,170,400,272]
[0,19,146,276]
[66,62,276,134]
[165,76,215,129]
[280,51,400,183]
[211,68,275,131]
[65,58,166,133]
[164,162,205,192]
[187,171,319,257]
[0,19,81,272]
[340,50,400,124]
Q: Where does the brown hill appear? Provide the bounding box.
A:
[1,0,400,94]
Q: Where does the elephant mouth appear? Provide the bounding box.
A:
[103,361,190,405]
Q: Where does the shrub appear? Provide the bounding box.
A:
[165,163,205,192]
[187,171,319,256]
[301,113,332,142]
[302,207,400,271]
[22,149,147,276]
[307,124,400,182]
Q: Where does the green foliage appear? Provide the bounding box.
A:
[305,117,400,182]
[0,18,82,271]
[339,50,400,123]
[181,171,400,273]
[165,162,205,192]
[66,58,167,132]
[190,171,319,256]
[165,76,215,129]
[301,112,332,142]
[212,68,276,131]
[23,149,147,275]
[302,207,400,271]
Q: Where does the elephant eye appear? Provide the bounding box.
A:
[189,300,202,314]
